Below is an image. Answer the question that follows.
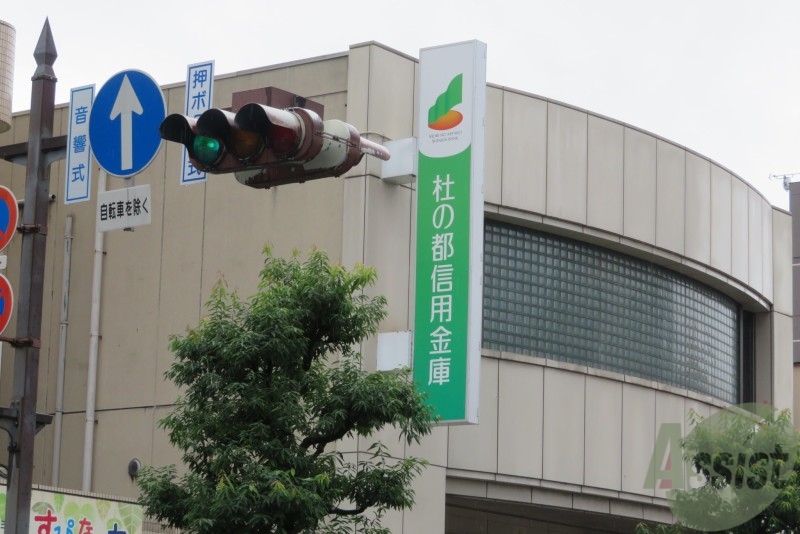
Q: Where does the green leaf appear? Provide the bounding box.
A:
[53,493,64,513]
[95,499,111,520]
[118,503,143,534]
[31,502,53,515]
[61,502,95,523]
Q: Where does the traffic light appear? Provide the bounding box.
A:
[159,104,390,188]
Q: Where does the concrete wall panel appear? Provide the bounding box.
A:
[364,180,413,332]
[623,129,657,243]
[584,376,622,490]
[342,176,366,267]
[731,178,750,282]
[546,103,587,224]
[772,210,792,316]
[748,189,764,294]
[762,200,774,302]
[755,313,773,404]
[403,465,447,532]
[408,426,449,469]
[543,368,585,485]
[154,141,205,406]
[501,93,547,213]
[685,153,711,264]
[621,384,655,496]
[654,392,686,500]
[361,45,416,140]
[448,358,499,473]
[587,116,624,234]
[485,87,503,205]
[498,360,544,479]
[794,367,800,428]
[345,46,370,134]
[773,313,793,411]
[710,166,732,273]
[655,141,685,254]
[92,408,156,498]
[95,181,161,410]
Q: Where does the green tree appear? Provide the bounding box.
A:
[635,407,800,534]
[138,249,434,534]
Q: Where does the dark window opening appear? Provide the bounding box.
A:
[740,311,755,403]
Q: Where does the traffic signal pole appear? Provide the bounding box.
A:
[1,19,58,534]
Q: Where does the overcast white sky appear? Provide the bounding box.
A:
[3,0,797,209]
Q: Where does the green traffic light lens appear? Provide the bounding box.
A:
[192,135,224,166]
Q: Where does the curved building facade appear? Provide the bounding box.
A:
[0,42,792,533]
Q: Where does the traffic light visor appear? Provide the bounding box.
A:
[235,104,322,159]
[159,114,197,149]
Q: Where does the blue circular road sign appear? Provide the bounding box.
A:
[89,70,166,178]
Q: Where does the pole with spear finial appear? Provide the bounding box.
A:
[3,18,58,534]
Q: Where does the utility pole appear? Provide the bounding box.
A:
[0,19,60,534]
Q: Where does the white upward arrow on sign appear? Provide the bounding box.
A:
[109,74,143,171]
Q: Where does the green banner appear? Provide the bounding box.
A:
[415,41,485,424]
[414,148,472,421]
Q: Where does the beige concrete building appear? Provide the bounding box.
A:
[0,42,792,533]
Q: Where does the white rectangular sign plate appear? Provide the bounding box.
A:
[97,184,152,232]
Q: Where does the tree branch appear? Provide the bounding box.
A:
[301,410,356,453]
[300,425,350,453]
[329,505,369,516]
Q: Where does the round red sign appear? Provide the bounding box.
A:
[0,185,19,252]
[0,273,14,335]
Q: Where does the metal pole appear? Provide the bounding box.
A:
[82,170,106,491]
[51,215,73,487]
[5,19,57,534]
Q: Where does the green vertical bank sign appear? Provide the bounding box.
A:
[414,41,486,424]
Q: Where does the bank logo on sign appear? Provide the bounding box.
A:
[428,74,463,130]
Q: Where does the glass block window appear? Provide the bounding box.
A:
[483,220,740,403]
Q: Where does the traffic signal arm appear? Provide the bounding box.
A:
[358,136,391,161]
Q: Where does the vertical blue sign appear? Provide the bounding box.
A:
[65,85,94,203]
[181,61,215,185]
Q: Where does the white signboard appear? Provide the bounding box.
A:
[97,184,151,232]
[181,60,215,184]
[65,85,94,203]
